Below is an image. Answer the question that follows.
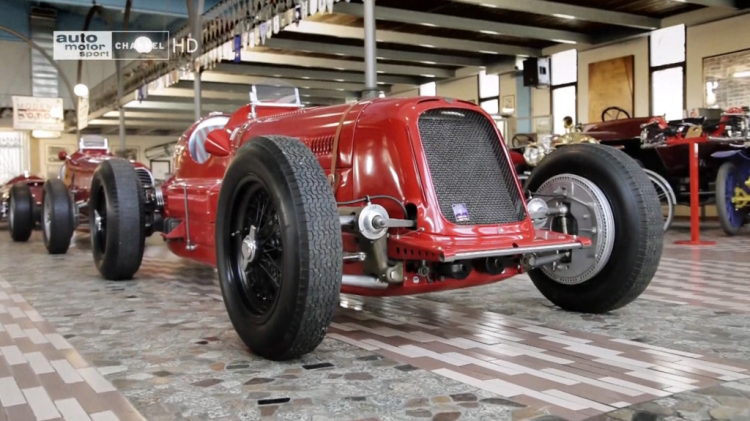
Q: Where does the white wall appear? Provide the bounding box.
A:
[436,75,478,103]
[577,37,650,122]
[686,13,750,111]
[531,86,551,133]
[0,40,31,108]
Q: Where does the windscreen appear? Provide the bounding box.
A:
[250,84,300,106]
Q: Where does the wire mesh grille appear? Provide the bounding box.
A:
[417,108,526,225]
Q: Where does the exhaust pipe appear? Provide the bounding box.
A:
[708,136,748,143]
[342,275,388,290]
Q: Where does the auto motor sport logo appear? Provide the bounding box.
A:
[53,31,171,61]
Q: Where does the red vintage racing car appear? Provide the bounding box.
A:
[89,86,663,360]
[11,135,155,255]
[3,172,44,241]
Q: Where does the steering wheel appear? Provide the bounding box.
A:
[510,134,534,150]
[601,106,631,122]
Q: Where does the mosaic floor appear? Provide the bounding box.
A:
[1,223,750,421]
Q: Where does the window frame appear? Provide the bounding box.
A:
[648,25,686,118]
[549,49,578,134]
[477,70,500,115]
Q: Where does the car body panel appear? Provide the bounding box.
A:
[157,97,590,296]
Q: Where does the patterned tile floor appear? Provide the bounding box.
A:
[0,222,750,421]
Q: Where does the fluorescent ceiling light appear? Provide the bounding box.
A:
[553,39,577,44]
[734,71,750,78]
[420,44,435,48]
[480,30,500,35]
[421,22,437,27]
[553,14,576,20]
[421,74,436,78]
[479,50,499,55]
[32,130,61,139]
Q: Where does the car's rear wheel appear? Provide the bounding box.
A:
[216,135,342,361]
[90,158,146,280]
[41,179,75,254]
[644,169,676,232]
[716,161,747,236]
[525,144,663,313]
[9,184,33,242]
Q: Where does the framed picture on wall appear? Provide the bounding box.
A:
[150,160,171,182]
[501,95,516,114]
[46,164,62,180]
[46,145,72,163]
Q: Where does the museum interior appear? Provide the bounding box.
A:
[1,0,750,420]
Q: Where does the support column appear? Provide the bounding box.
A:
[192,0,204,120]
[362,0,379,99]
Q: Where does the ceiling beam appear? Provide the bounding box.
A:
[262,38,485,67]
[174,80,359,99]
[214,63,425,85]
[444,0,660,29]
[103,110,195,120]
[238,51,453,78]
[284,21,541,56]
[123,100,242,112]
[675,0,738,7]
[333,2,590,44]
[89,119,190,128]
[193,71,376,92]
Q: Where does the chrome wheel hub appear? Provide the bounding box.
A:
[43,195,52,239]
[8,197,14,228]
[94,209,103,232]
[240,225,258,271]
[533,174,615,285]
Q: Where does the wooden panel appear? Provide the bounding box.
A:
[588,55,634,123]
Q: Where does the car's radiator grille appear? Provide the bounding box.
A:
[135,168,154,188]
[417,108,526,225]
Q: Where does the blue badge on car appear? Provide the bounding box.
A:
[452,203,470,222]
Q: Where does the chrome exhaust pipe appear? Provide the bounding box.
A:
[708,135,748,143]
[342,275,388,289]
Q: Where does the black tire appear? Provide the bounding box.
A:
[90,158,146,280]
[9,184,33,242]
[716,161,745,236]
[41,179,75,254]
[216,135,342,361]
[525,144,663,313]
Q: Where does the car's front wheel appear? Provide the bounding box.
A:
[90,158,146,280]
[41,179,75,254]
[216,135,343,361]
[525,144,663,313]
[9,183,34,242]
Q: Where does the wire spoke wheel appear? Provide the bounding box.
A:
[92,187,108,255]
[644,169,675,232]
[601,106,631,122]
[230,179,283,317]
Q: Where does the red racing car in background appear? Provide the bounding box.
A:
[9,135,156,255]
[3,172,44,241]
[87,85,663,360]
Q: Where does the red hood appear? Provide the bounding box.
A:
[581,117,653,141]
[4,174,44,187]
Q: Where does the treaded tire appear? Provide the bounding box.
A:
[90,158,146,280]
[9,183,33,242]
[41,179,75,254]
[716,161,744,236]
[216,135,343,361]
[525,144,663,313]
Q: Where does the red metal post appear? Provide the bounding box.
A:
[675,140,716,246]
